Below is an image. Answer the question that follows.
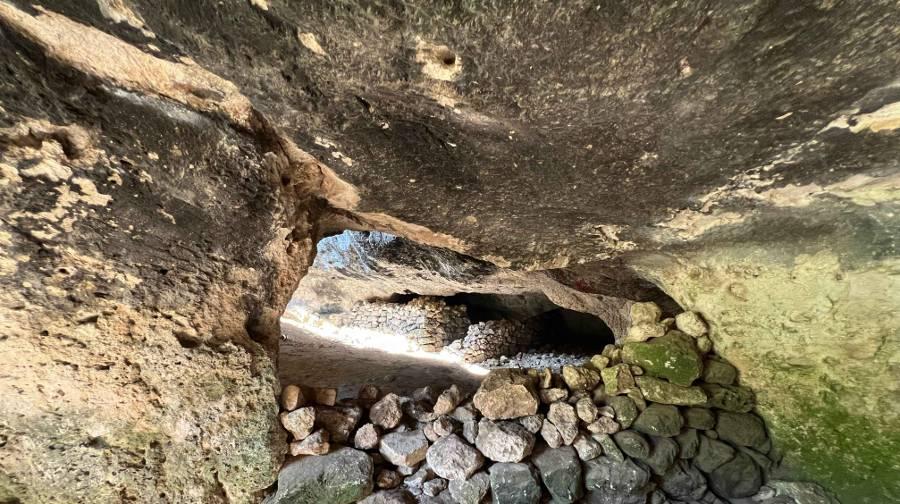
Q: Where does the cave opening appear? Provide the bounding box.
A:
[278,231,618,398]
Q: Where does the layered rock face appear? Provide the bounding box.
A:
[2,1,899,503]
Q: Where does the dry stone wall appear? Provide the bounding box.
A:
[269,307,821,504]
[445,320,537,363]
[342,297,469,352]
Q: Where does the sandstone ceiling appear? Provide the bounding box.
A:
[1,1,898,503]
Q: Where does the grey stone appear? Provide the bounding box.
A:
[583,455,651,495]
[702,359,737,386]
[489,463,541,504]
[432,415,459,437]
[573,433,604,461]
[708,452,762,499]
[644,436,679,475]
[271,447,373,504]
[423,478,448,497]
[768,480,842,504]
[675,429,700,459]
[450,402,479,422]
[659,460,707,501]
[426,434,484,481]
[633,404,683,437]
[532,446,584,503]
[370,393,404,429]
[448,471,490,504]
[613,430,650,460]
[702,384,755,413]
[405,463,434,487]
[716,411,768,451]
[607,395,639,429]
[518,414,544,434]
[547,401,579,444]
[541,418,563,448]
[358,488,415,504]
[379,430,429,467]
[473,369,539,420]
[594,433,625,462]
[694,436,735,473]
[462,419,478,444]
[683,407,716,430]
[475,418,535,462]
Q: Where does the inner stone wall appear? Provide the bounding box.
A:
[445,319,537,363]
[342,297,470,352]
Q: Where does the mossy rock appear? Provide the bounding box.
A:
[635,376,707,406]
[271,447,373,504]
[622,331,703,386]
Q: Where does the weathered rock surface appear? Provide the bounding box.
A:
[379,431,429,467]
[632,404,684,437]
[716,411,769,451]
[695,436,736,473]
[583,456,650,495]
[355,423,382,450]
[472,369,539,420]
[289,429,330,456]
[489,463,542,504]
[271,448,374,504]
[561,365,601,392]
[282,407,316,440]
[426,434,484,481]
[622,332,703,386]
[636,376,708,406]
[547,401,580,445]
[532,446,584,503]
[475,419,535,462]
[613,430,650,460]
[607,396,639,429]
[683,407,717,431]
[316,405,363,443]
[448,471,490,504]
[3,2,899,503]
[370,393,404,429]
[708,451,763,499]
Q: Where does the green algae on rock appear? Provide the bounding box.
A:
[622,331,704,386]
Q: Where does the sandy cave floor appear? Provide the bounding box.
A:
[277,319,483,398]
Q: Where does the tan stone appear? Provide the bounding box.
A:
[281,384,305,411]
[473,369,539,420]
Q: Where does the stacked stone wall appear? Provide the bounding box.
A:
[445,320,536,363]
[342,297,469,352]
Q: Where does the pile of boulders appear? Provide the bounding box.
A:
[341,297,470,352]
[267,306,781,504]
[444,319,536,363]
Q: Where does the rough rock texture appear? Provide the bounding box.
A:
[3,1,900,503]
[270,448,374,504]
